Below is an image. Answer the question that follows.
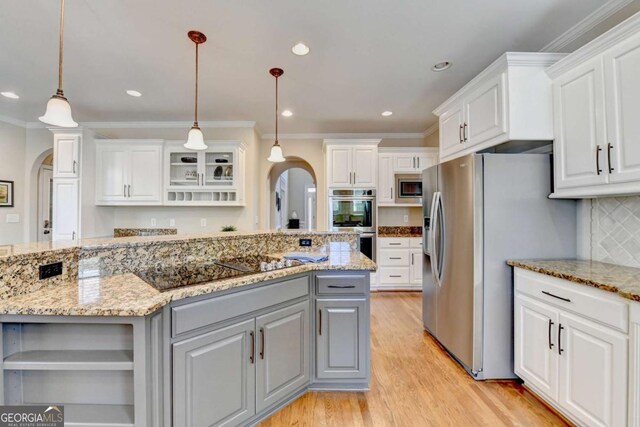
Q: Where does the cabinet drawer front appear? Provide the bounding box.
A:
[316,274,367,295]
[378,238,409,248]
[378,267,410,284]
[515,269,628,333]
[409,237,423,249]
[172,275,310,336]
[379,249,410,266]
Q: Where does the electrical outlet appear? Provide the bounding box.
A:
[200,218,207,227]
[255,215,259,225]
[299,238,312,247]
[39,262,63,280]
[150,218,157,227]
[403,214,409,223]
[169,219,175,227]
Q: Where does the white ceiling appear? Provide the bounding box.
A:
[0,0,609,133]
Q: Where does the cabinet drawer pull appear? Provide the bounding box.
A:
[548,319,554,350]
[558,323,564,355]
[249,331,255,364]
[73,160,77,174]
[459,124,463,144]
[541,290,571,303]
[259,328,265,359]
[127,184,131,198]
[389,275,402,278]
[389,243,402,246]
[318,309,322,336]
[607,143,614,173]
[123,184,127,197]
[389,257,402,260]
[327,285,355,289]
[411,253,415,265]
[596,145,602,175]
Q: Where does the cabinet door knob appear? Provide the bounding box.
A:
[607,143,615,173]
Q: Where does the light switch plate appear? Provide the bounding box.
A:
[200,218,207,227]
[169,219,175,227]
[6,214,19,223]
[150,218,157,227]
[403,215,409,223]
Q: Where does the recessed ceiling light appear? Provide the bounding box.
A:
[291,42,310,56]
[126,90,142,97]
[1,91,19,99]
[282,110,293,117]
[381,111,393,117]
[432,61,452,72]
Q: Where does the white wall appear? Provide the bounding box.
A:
[0,121,26,244]
[286,168,314,221]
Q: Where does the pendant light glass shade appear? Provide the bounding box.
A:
[40,0,77,128]
[268,68,285,163]
[39,93,78,127]
[267,143,285,162]
[184,125,207,150]
[184,31,208,150]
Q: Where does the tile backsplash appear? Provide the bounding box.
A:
[591,196,640,268]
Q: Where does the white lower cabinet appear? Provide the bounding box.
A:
[514,268,630,427]
[52,179,79,241]
[630,304,640,427]
[375,237,423,290]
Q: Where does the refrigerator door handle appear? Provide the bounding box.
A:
[430,191,442,288]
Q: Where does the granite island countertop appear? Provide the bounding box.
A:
[507,259,640,302]
[0,248,376,317]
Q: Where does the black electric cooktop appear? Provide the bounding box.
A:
[134,256,301,292]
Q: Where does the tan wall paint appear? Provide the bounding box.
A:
[424,129,439,147]
[0,121,26,244]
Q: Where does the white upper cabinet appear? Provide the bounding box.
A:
[164,141,246,206]
[53,133,80,178]
[549,13,640,198]
[434,52,565,162]
[604,31,640,185]
[95,140,163,205]
[553,57,607,190]
[324,140,379,188]
[377,148,438,206]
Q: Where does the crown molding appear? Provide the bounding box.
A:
[433,52,565,116]
[0,114,28,128]
[540,0,635,53]
[25,120,257,130]
[423,123,439,137]
[261,132,424,140]
[547,11,640,78]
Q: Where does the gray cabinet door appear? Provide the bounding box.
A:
[173,319,255,427]
[255,300,310,412]
[316,298,368,379]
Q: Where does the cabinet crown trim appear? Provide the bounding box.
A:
[433,52,566,116]
[378,147,438,154]
[323,139,381,146]
[547,11,640,79]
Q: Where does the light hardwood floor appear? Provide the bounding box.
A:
[260,292,569,427]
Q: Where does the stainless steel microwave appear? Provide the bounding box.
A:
[395,175,422,204]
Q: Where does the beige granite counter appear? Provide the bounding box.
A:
[0,248,375,317]
[377,226,422,238]
[507,259,640,302]
[114,228,177,237]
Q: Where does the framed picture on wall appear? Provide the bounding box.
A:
[0,180,14,207]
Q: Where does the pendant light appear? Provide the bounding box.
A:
[39,0,78,127]
[184,31,208,150]
[267,68,286,163]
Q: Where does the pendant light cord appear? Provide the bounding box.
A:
[57,0,65,95]
[194,41,199,126]
[274,74,279,145]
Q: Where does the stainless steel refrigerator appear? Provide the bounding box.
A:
[422,153,577,379]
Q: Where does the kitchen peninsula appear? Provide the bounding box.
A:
[0,231,375,427]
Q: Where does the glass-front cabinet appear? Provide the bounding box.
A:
[164,141,246,206]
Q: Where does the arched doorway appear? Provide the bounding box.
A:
[268,159,317,230]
